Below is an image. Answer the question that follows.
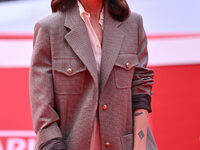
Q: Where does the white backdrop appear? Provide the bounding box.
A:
[0,0,200,33]
[0,0,200,67]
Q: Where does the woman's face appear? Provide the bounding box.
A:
[80,0,103,7]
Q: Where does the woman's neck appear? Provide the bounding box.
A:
[79,0,103,19]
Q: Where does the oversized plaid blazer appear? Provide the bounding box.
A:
[29,3,158,150]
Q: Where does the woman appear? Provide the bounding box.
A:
[29,0,158,150]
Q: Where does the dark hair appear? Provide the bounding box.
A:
[51,0,130,21]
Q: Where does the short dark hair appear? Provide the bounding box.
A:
[51,0,130,21]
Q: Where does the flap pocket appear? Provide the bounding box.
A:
[52,58,87,94]
[53,58,87,76]
[114,54,139,88]
[120,133,133,150]
[114,53,139,70]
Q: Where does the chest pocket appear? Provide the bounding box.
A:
[114,53,139,88]
[52,58,87,94]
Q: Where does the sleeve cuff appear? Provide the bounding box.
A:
[39,137,66,150]
[132,94,152,113]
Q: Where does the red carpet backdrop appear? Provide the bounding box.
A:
[0,0,200,150]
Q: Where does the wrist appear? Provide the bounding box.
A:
[133,146,146,150]
[133,141,146,150]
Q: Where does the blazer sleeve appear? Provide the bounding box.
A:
[131,15,155,113]
[38,138,66,150]
[29,22,65,149]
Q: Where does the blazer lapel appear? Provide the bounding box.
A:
[99,6,125,93]
[64,4,98,87]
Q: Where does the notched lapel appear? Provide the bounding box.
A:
[64,4,98,87]
[100,7,125,93]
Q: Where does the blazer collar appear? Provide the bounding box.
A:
[64,2,125,94]
[64,2,122,30]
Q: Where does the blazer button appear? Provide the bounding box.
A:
[105,141,111,147]
[125,62,130,68]
[67,68,72,74]
[102,104,108,110]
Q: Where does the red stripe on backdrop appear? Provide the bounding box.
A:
[150,64,200,150]
[0,64,200,150]
[0,34,33,40]
[147,33,200,39]
[0,33,200,40]
[0,68,33,130]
